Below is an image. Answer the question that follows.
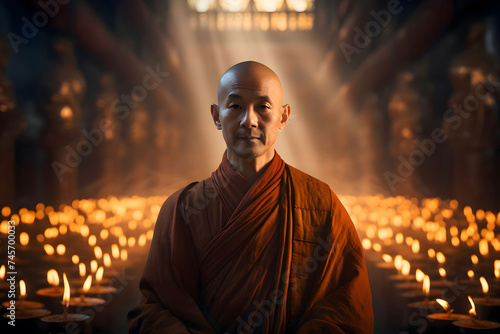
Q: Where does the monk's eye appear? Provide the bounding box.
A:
[229,104,241,110]
[258,105,271,110]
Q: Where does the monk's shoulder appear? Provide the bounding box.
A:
[286,164,332,211]
[156,181,205,222]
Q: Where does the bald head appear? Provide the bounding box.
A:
[217,61,283,106]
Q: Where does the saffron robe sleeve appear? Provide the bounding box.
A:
[285,166,373,333]
[127,186,216,334]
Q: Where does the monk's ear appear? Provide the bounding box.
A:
[279,104,290,130]
[211,104,222,130]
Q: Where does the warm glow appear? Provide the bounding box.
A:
[471,254,479,265]
[63,272,70,308]
[439,268,446,277]
[1,206,11,217]
[415,269,425,282]
[111,244,120,259]
[20,280,26,297]
[128,237,136,247]
[90,260,98,273]
[94,246,103,259]
[47,269,59,286]
[401,260,410,276]
[121,249,128,261]
[0,265,5,279]
[60,106,73,119]
[467,270,474,278]
[495,260,500,270]
[436,252,446,264]
[382,254,392,263]
[372,243,382,252]
[479,239,489,256]
[468,295,476,317]
[82,275,92,293]
[44,244,55,256]
[479,276,489,295]
[103,253,112,267]
[88,235,97,246]
[423,275,430,296]
[96,266,104,283]
[79,263,86,277]
[56,244,66,255]
[436,298,449,311]
[394,255,403,271]
[495,269,500,279]
[138,234,147,247]
[427,248,435,258]
[411,240,420,254]
[19,232,29,246]
[395,233,404,244]
[72,255,79,264]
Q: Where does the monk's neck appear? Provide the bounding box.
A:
[226,149,275,183]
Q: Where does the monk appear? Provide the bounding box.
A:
[127,61,374,333]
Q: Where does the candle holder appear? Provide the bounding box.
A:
[2,308,51,320]
[40,272,90,323]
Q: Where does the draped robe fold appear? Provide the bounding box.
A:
[128,152,373,333]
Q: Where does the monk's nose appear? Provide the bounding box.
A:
[240,107,258,128]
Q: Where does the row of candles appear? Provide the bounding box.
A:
[0,196,166,324]
[339,195,500,331]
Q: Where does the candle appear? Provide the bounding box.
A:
[2,280,44,309]
[36,269,64,297]
[453,296,500,330]
[41,272,90,323]
[427,298,470,321]
[68,275,104,306]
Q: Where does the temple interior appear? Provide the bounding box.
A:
[1,0,500,333]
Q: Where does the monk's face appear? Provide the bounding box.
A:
[211,63,290,161]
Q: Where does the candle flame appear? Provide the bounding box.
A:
[401,260,410,276]
[56,244,66,255]
[111,244,120,259]
[411,240,420,254]
[382,254,392,263]
[20,232,29,246]
[415,269,424,282]
[96,266,104,282]
[471,255,479,265]
[47,269,59,286]
[439,268,446,278]
[82,275,92,293]
[479,239,489,256]
[90,260,98,273]
[20,280,26,297]
[468,295,476,317]
[394,255,403,271]
[467,270,474,278]
[44,244,55,256]
[495,269,500,279]
[423,275,430,296]
[94,246,103,259]
[63,272,70,308]
[72,255,79,264]
[494,259,500,270]
[436,298,449,311]
[79,263,86,277]
[479,276,489,294]
[103,253,111,267]
[436,252,446,264]
[0,265,5,279]
[427,248,436,258]
[121,249,128,261]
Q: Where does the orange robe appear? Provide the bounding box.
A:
[128,152,373,333]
